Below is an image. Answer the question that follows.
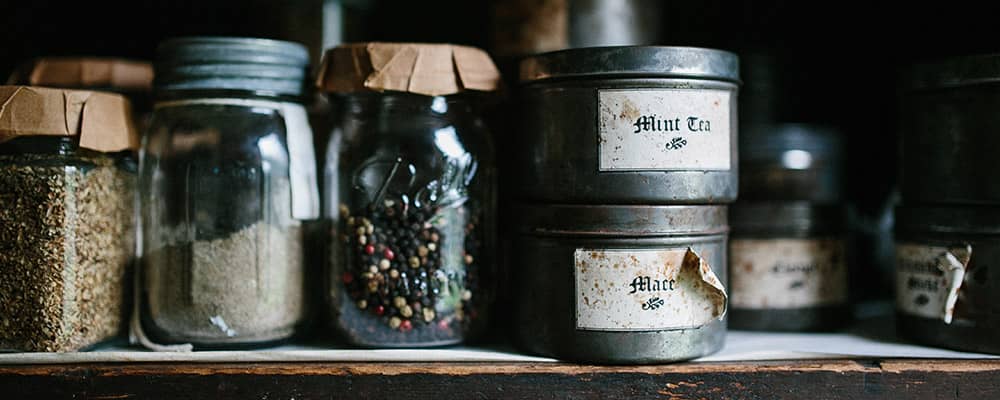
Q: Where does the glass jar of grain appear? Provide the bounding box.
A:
[317,43,499,347]
[140,37,319,348]
[0,86,138,352]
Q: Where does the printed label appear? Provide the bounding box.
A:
[729,239,847,309]
[574,248,727,332]
[598,89,731,171]
[895,243,971,323]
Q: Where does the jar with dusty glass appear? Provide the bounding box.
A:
[317,43,500,347]
[139,37,318,348]
[0,86,137,352]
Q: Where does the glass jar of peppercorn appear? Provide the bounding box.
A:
[316,43,500,347]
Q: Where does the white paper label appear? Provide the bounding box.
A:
[895,243,971,323]
[597,89,732,171]
[574,248,727,332]
[729,239,847,309]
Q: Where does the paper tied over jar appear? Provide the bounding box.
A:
[0,86,139,152]
[896,243,972,324]
[8,57,153,92]
[316,43,502,96]
[575,247,727,331]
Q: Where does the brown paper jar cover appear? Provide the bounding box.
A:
[7,57,153,93]
[0,86,139,153]
[316,42,502,96]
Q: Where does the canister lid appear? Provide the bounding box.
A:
[740,123,845,162]
[0,86,139,152]
[155,37,310,96]
[905,53,1000,90]
[896,205,1000,235]
[519,46,740,84]
[316,42,502,96]
[513,204,728,237]
[730,202,845,235]
[7,57,153,93]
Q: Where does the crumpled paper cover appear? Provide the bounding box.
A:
[0,86,139,152]
[8,57,153,92]
[316,43,501,96]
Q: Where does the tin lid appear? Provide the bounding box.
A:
[0,86,139,152]
[513,204,728,237]
[7,57,153,93]
[740,123,845,162]
[519,46,740,84]
[730,202,845,235]
[155,37,310,96]
[896,205,1000,235]
[905,54,1000,91]
[316,42,502,96]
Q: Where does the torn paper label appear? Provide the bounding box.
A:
[575,247,727,332]
[730,238,848,309]
[895,243,972,324]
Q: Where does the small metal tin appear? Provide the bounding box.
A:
[516,46,740,204]
[739,124,845,204]
[901,54,1000,205]
[729,202,850,331]
[510,204,729,364]
[895,206,1000,354]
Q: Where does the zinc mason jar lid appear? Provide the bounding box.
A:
[514,203,728,237]
[155,36,310,96]
[316,42,502,96]
[0,86,139,153]
[519,46,740,84]
[904,53,1000,91]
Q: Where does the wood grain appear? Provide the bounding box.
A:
[1,359,997,399]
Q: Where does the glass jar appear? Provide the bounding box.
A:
[140,37,318,348]
[326,92,497,347]
[0,87,137,352]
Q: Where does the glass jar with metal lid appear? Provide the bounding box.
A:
[317,43,500,347]
[0,86,138,352]
[139,37,319,348]
[516,46,740,204]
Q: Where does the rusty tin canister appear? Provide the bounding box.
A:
[729,202,850,331]
[516,46,740,204]
[901,54,1000,205]
[895,206,1000,354]
[511,204,729,364]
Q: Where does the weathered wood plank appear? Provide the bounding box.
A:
[0,359,996,399]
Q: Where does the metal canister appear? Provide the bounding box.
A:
[901,54,1000,205]
[516,46,740,204]
[895,206,1000,354]
[739,124,845,204]
[511,204,729,364]
[729,203,850,331]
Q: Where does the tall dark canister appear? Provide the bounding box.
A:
[511,205,729,364]
[895,206,1000,354]
[901,54,1000,205]
[729,124,850,331]
[515,46,740,204]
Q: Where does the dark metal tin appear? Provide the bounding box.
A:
[895,205,1000,354]
[901,54,1000,205]
[511,204,728,364]
[739,124,845,204]
[516,46,740,204]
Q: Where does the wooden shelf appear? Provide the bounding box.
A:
[2,358,999,399]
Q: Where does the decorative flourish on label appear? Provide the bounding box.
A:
[642,297,665,311]
[666,137,687,150]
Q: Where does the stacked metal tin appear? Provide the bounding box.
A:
[896,55,1000,354]
[510,46,740,363]
[729,124,850,331]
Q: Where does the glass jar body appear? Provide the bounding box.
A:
[140,90,316,347]
[326,93,496,347]
[0,137,135,351]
